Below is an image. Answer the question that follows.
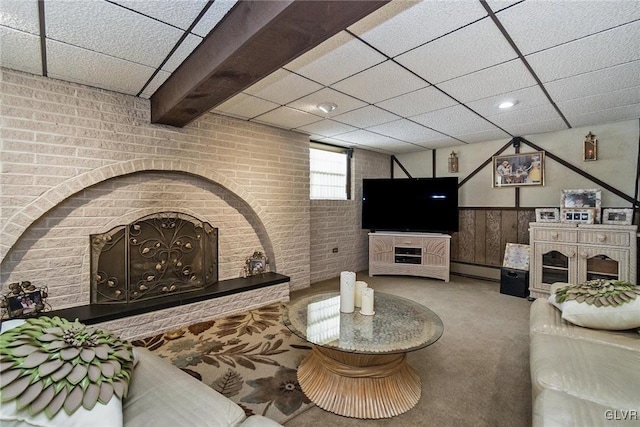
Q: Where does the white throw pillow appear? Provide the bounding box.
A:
[549,293,640,330]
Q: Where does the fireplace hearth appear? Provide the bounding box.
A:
[90,212,218,304]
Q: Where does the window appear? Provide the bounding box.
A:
[310,143,352,200]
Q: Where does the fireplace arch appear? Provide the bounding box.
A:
[0,158,267,263]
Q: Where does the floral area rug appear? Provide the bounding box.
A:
[131,303,313,424]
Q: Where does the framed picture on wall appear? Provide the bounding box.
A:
[602,208,633,225]
[492,151,544,188]
[561,189,601,223]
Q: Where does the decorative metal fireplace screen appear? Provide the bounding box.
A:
[90,212,218,304]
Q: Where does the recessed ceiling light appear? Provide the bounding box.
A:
[498,101,517,109]
[317,102,337,114]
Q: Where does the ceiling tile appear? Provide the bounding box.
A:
[367,119,446,143]
[332,129,401,146]
[111,0,209,30]
[414,137,465,150]
[466,85,551,117]
[544,60,640,102]
[0,27,41,75]
[331,105,400,128]
[140,70,171,99]
[456,128,512,144]
[252,106,322,129]
[243,69,323,105]
[46,40,155,96]
[286,88,367,118]
[486,103,561,130]
[0,0,39,34]
[214,93,279,120]
[191,0,237,37]
[395,17,517,84]
[295,119,358,139]
[331,60,428,103]
[437,59,537,103]
[497,0,640,55]
[45,0,183,68]
[565,103,640,128]
[383,142,434,154]
[502,119,568,138]
[527,20,640,83]
[349,1,487,58]
[411,105,496,136]
[557,86,640,118]
[376,86,456,117]
[284,31,386,86]
[333,130,420,153]
[484,1,521,14]
[161,33,202,72]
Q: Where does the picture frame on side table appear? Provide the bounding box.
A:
[535,208,559,223]
[562,208,595,224]
[602,208,634,225]
[492,151,544,188]
[561,189,601,223]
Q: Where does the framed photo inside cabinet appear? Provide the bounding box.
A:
[602,208,633,225]
[535,208,559,223]
[561,189,601,223]
[492,151,544,188]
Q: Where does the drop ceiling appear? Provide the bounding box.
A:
[1,0,639,154]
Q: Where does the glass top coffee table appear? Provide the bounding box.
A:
[283,291,443,419]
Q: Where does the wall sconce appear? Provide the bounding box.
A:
[448,151,459,173]
[583,132,597,161]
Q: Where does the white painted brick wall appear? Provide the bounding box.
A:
[0,68,391,324]
[0,69,310,311]
[309,149,390,283]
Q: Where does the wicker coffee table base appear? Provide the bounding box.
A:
[297,346,421,419]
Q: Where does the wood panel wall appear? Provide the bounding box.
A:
[450,208,536,267]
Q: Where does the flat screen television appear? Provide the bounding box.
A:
[362,177,459,233]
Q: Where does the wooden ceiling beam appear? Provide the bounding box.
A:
[150,0,389,127]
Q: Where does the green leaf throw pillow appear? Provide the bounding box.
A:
[550,280,640,330]
[0,316,135,419]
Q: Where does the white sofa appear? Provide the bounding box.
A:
[0,318,282,427]
[124,347,282,427]
[529,298,640,426]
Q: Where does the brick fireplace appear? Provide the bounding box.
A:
[0,69,316,339]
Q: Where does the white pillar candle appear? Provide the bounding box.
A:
[360,287,374,315]
[354,281,368,307]
[340,271,356,313]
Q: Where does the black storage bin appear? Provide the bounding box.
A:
[500,268,529,298]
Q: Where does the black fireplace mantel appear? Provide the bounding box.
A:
[45,272,290,325]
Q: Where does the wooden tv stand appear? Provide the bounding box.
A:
[368,232,451,281]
